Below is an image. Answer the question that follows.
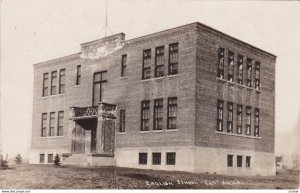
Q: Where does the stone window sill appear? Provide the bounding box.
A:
[216,131,261,139]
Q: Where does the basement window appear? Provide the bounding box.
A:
[166,152,176,165]
[227,155,233,167]
[237,155,243,167]
[246,156,251,168]
[139,153,147,165]
[152,153,161,165]
[39,154,45,164]
[48,154,53,163]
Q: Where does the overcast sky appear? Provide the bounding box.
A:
[1,0,300,159]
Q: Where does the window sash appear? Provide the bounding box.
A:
[154,99,163,130]
[155,46,164,77]
[59,69,65,94]
[228,51,234,82]
[141,101,150,131]
[152,153,161,165]
[121,55,127,77]
[169,43,178,75]
[227,155,233,167]
[247,59,252,87]
[237,55,243,84]
[217,100,224,131]
[237,105,242,134]
[143,50,151,79]
[218,48,224,78]
[76,65,81,85]
[49,112,55,136]
[57,111,64,136]
[119,110,126,132]
[166,152,176,165]
[237,155,243,167]
[246,156,251,167]
[43,73,49,96]
[139,153,148,164]
[41,113,47,137]
[167,97,177,129]
[51,71,57,95]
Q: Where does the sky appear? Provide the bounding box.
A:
[1,0,300,160]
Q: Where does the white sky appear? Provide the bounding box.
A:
[1,0,300,159]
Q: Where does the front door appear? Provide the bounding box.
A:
[71,123,86,154]
[93,71,107,106]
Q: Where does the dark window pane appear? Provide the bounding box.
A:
[139,153,147,165]
[141,100,150,131]
[237,155,243,167]
[227,155,233,167]
[152,153,161,165]
[166,152,176,165]
[218,48,224,79]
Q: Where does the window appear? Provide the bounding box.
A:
[246,106,251,135]
[218,48,225,79]
[237,155,243,167]
[255,61,260,89]
[228,51,234,82]
[119,109,126,132]
[93,71,107,106]
[237,55,243,84]
[246,58,252,87]
[49,112,55,136]
[40,154,45,164]
[141,100,150,131]
[227,155,233,167]
[167,97,177,129]
[57,111,64,136]
[121,54,127,77]
[169,43,178,75]
[155,46,165,77]
[50,71,57,95]
[246,156,251,168]
[42,73,49,96]
[48,154,53,163]
[217,100,224,131]
[59,69,65,94]
[254,108,260,137]
[227,102,233,133]
[166,152,176,165]
[153,99,163,130]
[41,113,47,137]
[139,153,147,165]
[142,49,151,79]
[237,105,243,134]
[152,153,161,165]
[76,65,81,85]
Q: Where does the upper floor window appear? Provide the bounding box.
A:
[237,105,243,134]
[142,49,151,79]
[155,46,165,77]
[49,112,55,136]
[167,97,177,129]
[141,100,150,131]
[254,108,260,137]
[57,111,64,136]
[227,102,233,133]
[169,43,178,75]
[119,109,126,132]
[246,58,252,87]
[59,69,65,94]
[42,73,49,97]
[41,113,47,137]
[121,54,127,77]
[255,61,260,90]
[76,65,81,85]
[50,71,57,95]
[228,51,234,82]
[93,71,107,106]
[237,55,244,84]
[153,99,163,130]
[246,106,251,135]
[217,48,224,79]
[217,100,224,131]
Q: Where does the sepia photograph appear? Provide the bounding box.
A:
[0,0,299,190]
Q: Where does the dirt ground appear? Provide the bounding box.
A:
[0,164,299,189]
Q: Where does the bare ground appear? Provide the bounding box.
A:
[0,164,299,189]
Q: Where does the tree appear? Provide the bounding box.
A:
[53,154,61,167]
[14,153,23,164]
[0,159,9,169]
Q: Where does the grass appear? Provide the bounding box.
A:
[0,164,299,189]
